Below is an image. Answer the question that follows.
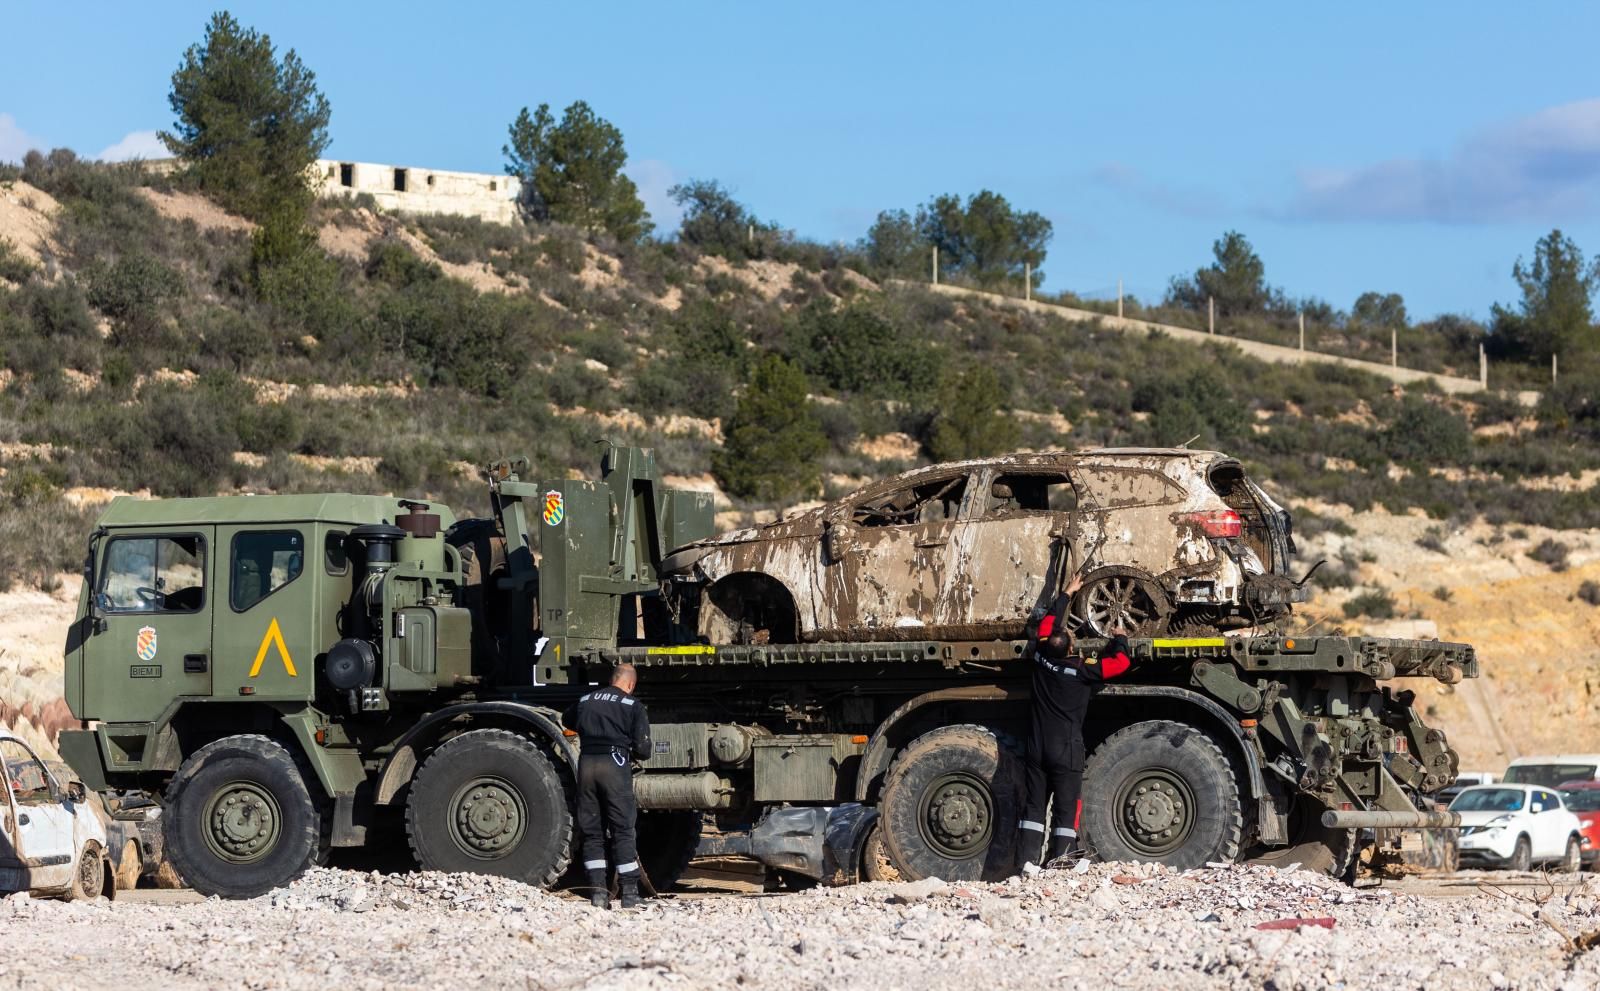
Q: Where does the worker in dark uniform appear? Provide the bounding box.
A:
[562,662,652,908]
[1017,574,1138,868]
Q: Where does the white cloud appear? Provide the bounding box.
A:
[1089,162,1224,218]
[627,158,683,235]
[0,112,48,164]
[1285,98,1600,223]
[96,129,167,162]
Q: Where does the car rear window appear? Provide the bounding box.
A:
[1562,790,1600,812]
[1503,763,1597,787]
[1448,787,1526,812]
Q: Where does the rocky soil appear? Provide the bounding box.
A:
[3,863,1598,990]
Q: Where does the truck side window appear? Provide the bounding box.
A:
[325,531,349,576]
[99,535,206,613]
[0,740,51,806]
[232,531,305,612]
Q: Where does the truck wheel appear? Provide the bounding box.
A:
[636,810,702,893]
[879,725,1023,882]
[69,842,106,901]
[163,734,324,899]
[405,729,572,887]
[1245,796,1356,878]
[1509,835,1531,872]
[1082,720,1241,869]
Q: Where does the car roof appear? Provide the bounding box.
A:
[839,449,1236,502]
[95,493,428,528]
[1507,754,1600,764]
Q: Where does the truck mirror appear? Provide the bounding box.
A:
[66,781,87,803]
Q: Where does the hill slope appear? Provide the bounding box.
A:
[1,157,1598,773]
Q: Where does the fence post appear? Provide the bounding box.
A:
[1479,343,1487,389]
[1298,312,1305,351]
[1208,297,1215,335]
[1391,328,1397,367]
[1117,279,1124,318]
[1024,263,1031,302]
[1553,353,1559,384]
[932,246,938,285]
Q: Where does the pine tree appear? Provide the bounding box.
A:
[503,101,651,241]
[713,356,827,503]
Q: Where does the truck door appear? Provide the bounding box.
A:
[0,739,74,891]
[84,530,215,721]
[213,527,317,700]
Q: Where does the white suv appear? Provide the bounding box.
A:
[1451,784,1584,872]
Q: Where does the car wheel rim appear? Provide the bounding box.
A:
[447,776,527,861]
[917,772,993,860]
[202,782,283,864]
[1114,769,1196,857]
[1083,578,1154,635]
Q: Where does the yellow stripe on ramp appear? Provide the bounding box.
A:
[1150,638,1228,648]
[646,645,717,655]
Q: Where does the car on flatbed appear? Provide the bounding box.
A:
[663,448,1308,643]
[1450,784,1584,872]
[2,731,114,900]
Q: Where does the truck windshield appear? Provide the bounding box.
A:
[1560,789,1600,813]
[1449,788,1525,812]
[1503,763,1597,787]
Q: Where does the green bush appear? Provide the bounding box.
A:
[1342,586,1396,620]
[713,355,827,502]
[1381,396,1470,465]
[787,302,941,402]
[927,366,1020,461]
[1529,538,1571,572]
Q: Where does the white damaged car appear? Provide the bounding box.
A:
[1,731,113,900]
[1450,783,1584,872]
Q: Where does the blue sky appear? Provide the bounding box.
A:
[5,3,1600,319]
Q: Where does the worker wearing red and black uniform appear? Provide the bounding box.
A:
[562,663,652,909]
[1017,577,1137,867]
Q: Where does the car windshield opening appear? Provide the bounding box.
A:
[1449,788,1526,812]
[1503,764,1597,787]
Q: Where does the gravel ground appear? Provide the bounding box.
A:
[2,862,1597,991]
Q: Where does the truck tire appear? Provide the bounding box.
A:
[636,810,702,893]
[163,735,324,899]
[879,725,1023,882]
[406,729,572,887]
[1082,720,1242,869]
[1245,795,1357,879]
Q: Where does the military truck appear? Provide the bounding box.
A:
[58,445,1472,898]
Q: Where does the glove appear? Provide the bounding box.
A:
[1105,633,1132,658]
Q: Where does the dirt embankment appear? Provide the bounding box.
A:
[1292,502,1600,771]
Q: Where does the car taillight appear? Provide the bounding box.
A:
[1183,509,1243,539]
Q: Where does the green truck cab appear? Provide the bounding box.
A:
[59,446,1474,899]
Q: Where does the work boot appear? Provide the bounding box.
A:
[1015,826,1044,872]
[587,870,610,909]
[618,874,642,909]
[1046,834,1086,865]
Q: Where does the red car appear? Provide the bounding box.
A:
[1558,780,1600,871]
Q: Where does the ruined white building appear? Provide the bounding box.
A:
[310,159,521,224]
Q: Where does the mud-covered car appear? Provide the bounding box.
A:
[1,732,114,900]
[663,449,1308,641]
